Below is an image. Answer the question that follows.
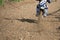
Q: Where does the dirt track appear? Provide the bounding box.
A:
[0,0,60,40]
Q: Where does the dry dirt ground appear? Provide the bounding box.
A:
[0,0,60,40]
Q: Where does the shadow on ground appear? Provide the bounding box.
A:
[4,18,37,23]
[17,18,37,23]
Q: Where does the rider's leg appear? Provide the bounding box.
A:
[43,8,48,17]
[36,4,40,16]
